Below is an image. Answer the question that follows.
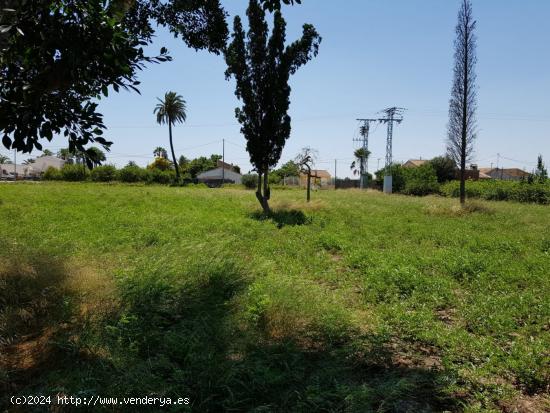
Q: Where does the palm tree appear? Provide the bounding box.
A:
[350,148,371,189]
[154,92,187,180]
[87,147,106,168]
[0,154,11,164]
[23,158,35,165]
[153,147,168,159]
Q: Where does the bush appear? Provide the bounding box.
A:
[144,169,175,185]
[90,165,117,182]
[42,166,61,181]
[374,164,406,192]
[440,180,550,204]
[242,174,258,190]
[427,156,456,183]
[147,157,173,171]
[117,165,145,183]
[60,164,89,181]
[402,164,440,196]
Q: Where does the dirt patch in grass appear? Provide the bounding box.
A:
[499,394,550,413]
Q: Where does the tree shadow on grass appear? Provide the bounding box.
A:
[1,255,465,412]
[250,209,312,228]
[0,254,74,398]
[99,260,465,412]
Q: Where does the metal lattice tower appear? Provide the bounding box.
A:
[378,107,405,193]
[379,107,405,168]
[355,118,378,188]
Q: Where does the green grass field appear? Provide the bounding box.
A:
[1,183,549,412]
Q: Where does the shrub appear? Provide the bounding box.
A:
[60,164,89,181]
[42,166,61,181]
[90,165,117,182]
[144,169,175,185]
[242,174,258,190]
[147,157,173,171]
[440,180,550,204]
[117,165,145,183]
[427,156,456,183]
[402,164,440,196]
[374,164,406,192]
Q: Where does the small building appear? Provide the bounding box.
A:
[0,163,37,180]
[300,169,332,189]
[197,165,243,186]
[478,168,530,181]
[32,156,66,174]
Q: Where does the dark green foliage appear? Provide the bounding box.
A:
[428,156,457,183]
[60,164,89,181]
[350,148,371,188]
[183,154,222,178]
[275,160,300,178]
[374,164,407,192]
[225,0,321,212]
[0,0,227,163]
[402,164,440,196]
[42,166,62,181]
[144,168,176,184]
[117,165,145,183]
[535,155,548,183]
[55,146,106,169]
[242,173,259,189]
[90,165,117,182]
[154,147,168,159]
[441,180,550,204]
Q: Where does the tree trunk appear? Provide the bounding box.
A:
[460,22,469,205]
[255,169,270,214]
[168,121,180,180]
[307,172,311,202]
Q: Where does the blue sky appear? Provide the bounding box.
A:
[2,0,549,176]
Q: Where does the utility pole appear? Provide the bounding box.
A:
[222,138,225,186]
[355,118,378,189]
[378,107,405,194]
[334,159,337,190]
[14,149,16,181]
[377,158,381,170]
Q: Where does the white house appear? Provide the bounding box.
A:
[32,156,66,174]
[197,167,243,185]
[0,163,36,179]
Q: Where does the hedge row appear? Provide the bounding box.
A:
[43,165,178,184]
[440,180,550,204]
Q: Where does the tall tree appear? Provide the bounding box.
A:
[0,0,227,163]
[154,91,187,180]
[350,148,371,189]
[0,154,11,164]
[225,0,320,213]
[86,146,106,168]
[535,155,548,183]
[447,0,478,205]
[154,147,169,159]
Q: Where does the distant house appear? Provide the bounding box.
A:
[1,156,65,180]
[197,162,243,186]
[0,163,37,179]
[403,159,429,168]
[478,168,530,181]
[32,156,66,174]
[300,169,332,188]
